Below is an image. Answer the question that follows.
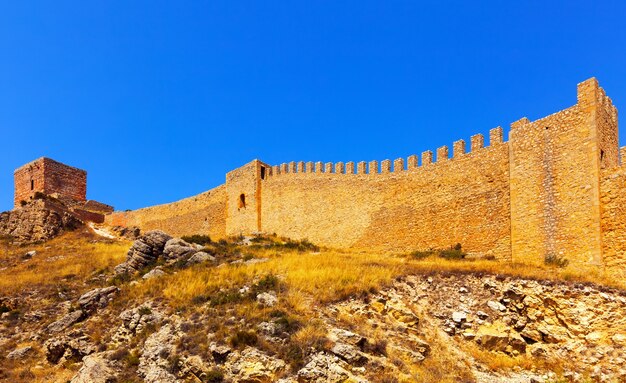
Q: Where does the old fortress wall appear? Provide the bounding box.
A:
[103,78,626,271]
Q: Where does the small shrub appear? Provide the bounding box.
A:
[410,249,434,260]
[110,348,140,366]
[109,272,132,286]
[254,274,279,292]
[181,234,212,246]
[191,294,211,305]
[204,369,224,383]
[439,247,466,260]
[209,290,243,306]
[19,200,27,206]
[364,338,387,356]
[138,306,152,316]
[229,330,258,348]
[270,310,302,333]
[33,191,47,200]
[545,254,569,268]
[410,244,466,260]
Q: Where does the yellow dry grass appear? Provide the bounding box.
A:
[129,246,625,312]
[0,230,129,295]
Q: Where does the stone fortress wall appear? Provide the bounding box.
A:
[104,78,626,271]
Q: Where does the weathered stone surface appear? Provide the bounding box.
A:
[114,230,172,274]
[45,334,96,364]
[138,323,180,383]
[46,310,84,333]
[163,238,196,260]
[475,322,526,355]
[70,352,117,383]
[296,352,353,383]
[78,286,119,314]
[142,267,165,280]
[226,347,286,382]
[0,200,82,243]
[187,251,215,265]
[6,346,33,360]
[256,291,278,307]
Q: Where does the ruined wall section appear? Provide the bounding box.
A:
[509,79,614,267]
[14,159,45,208]
[105,184,227,239]
[42,158,87,202]
[261,130,511,257]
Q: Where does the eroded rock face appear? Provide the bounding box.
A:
[226,347,286,383]
[137,323,180,383]
[70,352,118,383]
[114,231,172,274]
[0,201,82,243]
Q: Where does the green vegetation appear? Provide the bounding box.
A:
[410,243,466,260]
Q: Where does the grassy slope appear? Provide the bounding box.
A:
[1,231,624,382]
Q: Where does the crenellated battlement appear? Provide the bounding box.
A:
[266,126,506,177]
[103,78,626,274]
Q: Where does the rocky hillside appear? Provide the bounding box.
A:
[1,230,625,383]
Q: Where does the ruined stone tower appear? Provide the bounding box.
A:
[14,157,87,208]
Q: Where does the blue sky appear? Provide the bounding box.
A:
[1,1,625,211]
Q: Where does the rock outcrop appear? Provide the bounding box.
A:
[114,230,172,274]
[0,200,82,243]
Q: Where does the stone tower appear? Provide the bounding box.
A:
[14,157,87,208]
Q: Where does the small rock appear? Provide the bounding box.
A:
[459,287,468,293]
[210,343,232,364]
[7,346,33,360]
[452,311,467,324]
[187,251,215,265]
[78,286,119,314]
[477,311,489,320]
[487,300,506,312]
[46,310,84,333]
[163,238,196,260]
[142,267,165,280]
[610,333,626,347]
[22,250,36,260]
[256,291,278,307]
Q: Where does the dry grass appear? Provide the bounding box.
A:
[0,229,129,295]
[128,246,625,314]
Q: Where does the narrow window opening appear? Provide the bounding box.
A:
[30,180,34,190]
[239,193,246,209]
[600,149,606,168]
[260,167,266,180]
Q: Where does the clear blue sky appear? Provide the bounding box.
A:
[1,1,625,211]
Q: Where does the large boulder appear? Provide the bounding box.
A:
[163,238,197,260]
[114,231,172,274]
